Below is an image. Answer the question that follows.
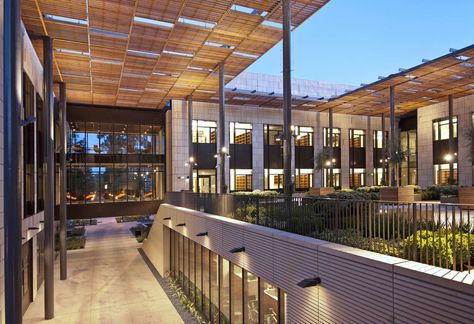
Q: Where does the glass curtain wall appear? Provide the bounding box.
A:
[323,127,341,187]
[294,126,314,191]
[433,117,458,184]
[399,130,417,185]
[192,120,217,193]
[170,230,286,324]
[264,125,284,191]
[67,122,165,204]
[373,130,388,186]
[230,122,253,192]
[349,129,366,187]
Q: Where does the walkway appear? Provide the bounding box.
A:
[24,218,184,324]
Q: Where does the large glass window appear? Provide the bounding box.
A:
[294,126,313,146]
[264,125,283,145]
[295,169,313,191]
[434,163,458,185]
[400,130,417,185]
[230,122,252,144]
[169,230,286,324]
[349,129,365,147]
[323,168,341,188]
[433,117,457,141]
[193,169,217,194]
[373,130,387,149]
[264,169,283,190]
[67,122,165,204]
[36,94,44,212]
[350,168,366,187]
[193,120,217,143]
[323,127,340,147]
[231,169,252,192]
[23,73,35,217]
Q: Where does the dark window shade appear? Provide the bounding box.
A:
[36,93,44,212]
[23,73,35,217]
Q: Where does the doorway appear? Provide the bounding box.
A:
[198,175,211,193]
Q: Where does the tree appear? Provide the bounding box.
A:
[383,143,407,187]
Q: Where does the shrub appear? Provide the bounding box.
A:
[356,186,386,193]
[403,230,474,269]
[130,224,150,242]
[326,190,379,201]
[421,185,459,201]
[116,215,150,223]
[232,190,280,196]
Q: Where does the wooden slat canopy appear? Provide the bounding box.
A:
[22,0,330,108]
[309,45,474,116]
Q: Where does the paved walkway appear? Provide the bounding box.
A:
[24,218,184,324]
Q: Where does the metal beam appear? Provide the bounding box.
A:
[43,36,55,320]
[381,112,386,185]
[4,0,23,322]
[448,95,454,183]
[329,108,334,187]
[59,82,67,280]
[188,95,194,191]
[282,0,293,196]
[219,62,226,193]
[389,86,396,187]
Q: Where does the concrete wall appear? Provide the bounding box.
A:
[168,100,390,191]
[144,204,474,323]
[417,93,474,187]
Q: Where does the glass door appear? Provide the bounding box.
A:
[198,175,211,193]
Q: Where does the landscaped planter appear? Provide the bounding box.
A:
[458,187,474,205]
[379,186,415,202]
[309,187,335,196]
[414,193,422,201]
[440,196,459,204]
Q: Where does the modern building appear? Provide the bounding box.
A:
[1,0,474,323]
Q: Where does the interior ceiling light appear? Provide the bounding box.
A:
[127,49,160,58]
[91,58,123,65]
[90,29,128,38]
[178,17,216,29]
[204,42,235,50]
[163,50,194,58]
[153,71,179,78]
[134,16,174,28]
[44,14,88,26]
[55,48,89,56]
[456,55,470,61]
[232,52,259,59]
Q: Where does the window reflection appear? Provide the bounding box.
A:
[67,122,165,204]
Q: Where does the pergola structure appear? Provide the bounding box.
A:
[21,0,329,108]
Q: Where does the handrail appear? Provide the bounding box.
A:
[164,192,473,273]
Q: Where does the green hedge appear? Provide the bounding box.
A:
[421,185,458,200]
[326,190,379,201]
[404,230,474,268]
[116,215,151,223]
[232,190,280,196]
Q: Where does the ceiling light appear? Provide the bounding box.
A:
[204,42,235,49]
[91,58,123,65]
[450,75,464,80]
[90,29,128,38]
[460,62,474,68]
[297,277,321,288]
[145,88,166,92]
[403,74,417,79]
[163,50,193,58]
[123,72,148,78]
[153,71,179,77]
[127,49,160,58]
[196,89,215,93]
[456,55,470,61]
[55,48,89,56]
[262,20,283,29]
[229,247,245,253]
[232,52,259,59]
[232,96,251,101]
[188,66,212,72]
[44,14,87,26]
[134,16,174,28]
[404,89,418,93]
[178,17,216,29]
[119,88,141,92]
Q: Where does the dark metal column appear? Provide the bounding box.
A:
[389,86,396,187]
[448,95,454,182]
[381,112,386,185]
[4,0,23,322]
[188,95,194,191]
[328,108,334,187]
[43,36,55,320]
[282,0,293,196]
[59,82,67,280]
[218,62,226,193]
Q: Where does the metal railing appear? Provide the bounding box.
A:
[165,192,473,272]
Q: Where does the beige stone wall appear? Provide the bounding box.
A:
[146,204,474,323]
[417,93,474,187]
[169,100,390,191]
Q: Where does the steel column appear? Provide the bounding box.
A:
[59,82,67,280]
[448,95,454,183]
[282,0,293,196]
[43,36,55,320]
[389,86,396,187]
[4,0,23,322]
[218,62,226,193]
[188,95,194,191]
[329,108,334,187]
[381,112,386,185]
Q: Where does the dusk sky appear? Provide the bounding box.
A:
[246,0,474,86]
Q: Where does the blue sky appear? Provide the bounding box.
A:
[246,0,474,86]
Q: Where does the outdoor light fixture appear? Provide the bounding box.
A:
[444,153,453,162]
[163,217,171,220]
[221,146,227,153]
[325,161,331,166]
[176,223,186,227]
[229,247,245,253]
[28,227,39,231]
[297,277,321,288]
[196,232,208,237]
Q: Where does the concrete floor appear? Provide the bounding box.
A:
[24,217,184,324]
